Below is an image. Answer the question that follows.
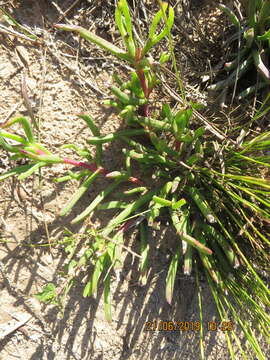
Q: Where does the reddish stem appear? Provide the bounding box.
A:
[135,48,155,117]
[20,149,30,155]
[174,140,181,152]
[18,149,144,185]
[36,148,47,155]
[137,68,149,98]
[63,158,143,185]
[119,215,145,233]
[63,158,108,175]
[128,176,144,185]
[137,69,151,117]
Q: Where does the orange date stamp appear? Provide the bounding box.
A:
[144,320,234,332]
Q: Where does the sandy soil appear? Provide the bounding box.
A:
[0,1,266,359]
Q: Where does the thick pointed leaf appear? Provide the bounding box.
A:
[104,273,112,322]
[166,244,180,304]
[60,170,100,216]
[55,24,132,63]
[219,4,240,27]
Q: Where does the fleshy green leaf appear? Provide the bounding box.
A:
[165,244,180,304]
[219,4,240,28]
[104,273,112,322]
[55,24,132,63]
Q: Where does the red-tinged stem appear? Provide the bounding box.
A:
[128,176,144,185]
[137,68,149,97]
[174,140,181,152]
[136,69,151,117]
[119,216,145,233]
[139,103,149,117]
[18,150,144,185]
[119,219,134,233]
[134,48,156,117]
[63,158,108,175]
[64,158,143,185]
[36,148,47,155]
[19,149,40,160]
[20,149,29,155]
[135,48,150,117]
[140,86,155,116]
